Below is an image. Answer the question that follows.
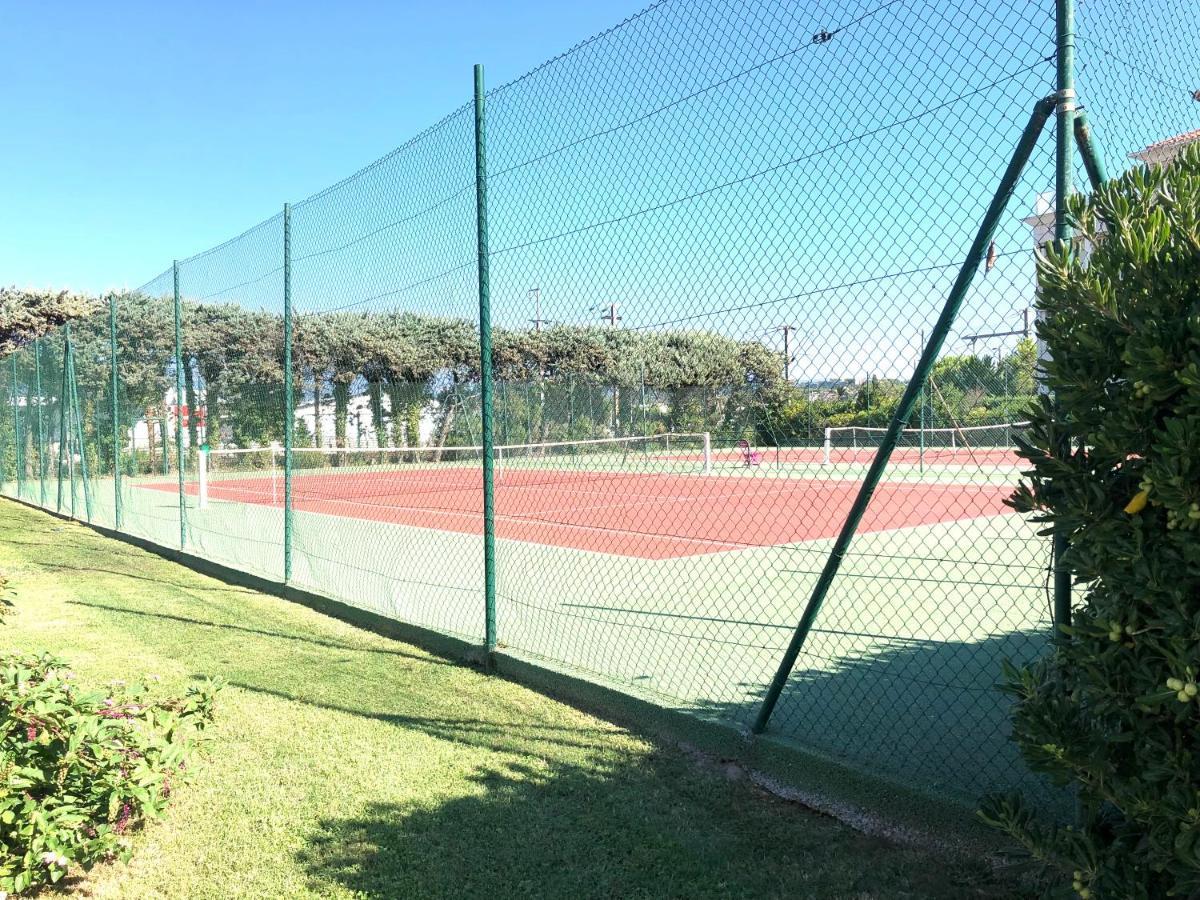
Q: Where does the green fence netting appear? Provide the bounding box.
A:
[2,0,1196,814]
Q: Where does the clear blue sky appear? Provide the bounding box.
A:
[2,0,1193,382]
[0,1,641,294]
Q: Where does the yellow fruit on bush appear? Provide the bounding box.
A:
[1125,489,1150,514]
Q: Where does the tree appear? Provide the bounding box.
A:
[293,312,364,452]
[107,291,176,472]
[0,288,98,355]
[390,313,475,449]
[183,303,282,450]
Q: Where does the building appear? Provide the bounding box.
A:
[293,393,437,450]
[1020,128,1199,389]
[126,386,438,452]
[1024,128,1200,243]
[1128,128,1200,167]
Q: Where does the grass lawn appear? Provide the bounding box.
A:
[0,499,1022,898]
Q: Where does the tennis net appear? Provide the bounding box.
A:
[196,432,713,509]
[821,422,1029,467]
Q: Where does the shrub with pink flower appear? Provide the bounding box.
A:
[0,651,221,895]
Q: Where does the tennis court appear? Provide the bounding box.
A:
[142,434,1016,559]
[18,428,1054,807]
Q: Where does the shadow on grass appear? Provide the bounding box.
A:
[233,685,1021,897]
[229,681,619,752]
[66,600,452,665]
[40,561,260,594]
[285,712,1010,899]
[692,626,1068,816]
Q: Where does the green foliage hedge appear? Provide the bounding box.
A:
[2,277,1036,474]
[0,652,220,895]
[981,145,1200,898]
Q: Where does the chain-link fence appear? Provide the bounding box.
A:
[2,0,1196,813]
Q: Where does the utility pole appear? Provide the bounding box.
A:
[777,325,796,383]
[963,307,1033,351]
[997,344,1010,419]
[529,287,551,332]
[596,302,622,433]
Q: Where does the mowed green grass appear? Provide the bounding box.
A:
[0,499,1024,899]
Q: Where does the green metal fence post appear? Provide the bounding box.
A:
[1052,0,1076,645]
[283,203,294,583]
[110,294,123,529]
[918,330,926,474]
[57,333,69,513]
[0,374,7,498]
[751,94,1058,735]
[174,261,186,550]
[161,418,169,476]
[34,338,46,506]
[473,63,498,654]
[11,355,23,499]
[66,332,93,522]
[1074,111,1108,191]
[22,363,36,501]
[3,375,11,497]
[64,326,78,519]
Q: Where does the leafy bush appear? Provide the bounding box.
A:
[0,652,221,895]
[979,145,1200,898]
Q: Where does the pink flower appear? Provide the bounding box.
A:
[114,802,133,834]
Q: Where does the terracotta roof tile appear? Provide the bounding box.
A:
[1131,128,1200,159]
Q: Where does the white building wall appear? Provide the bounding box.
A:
[124,387,438,452]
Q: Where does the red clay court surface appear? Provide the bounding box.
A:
[147,467,1015,560]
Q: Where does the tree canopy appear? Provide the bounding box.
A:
[7,285,1037,464]
[0,288,98,355]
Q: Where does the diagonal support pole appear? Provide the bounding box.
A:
[1073,111,1108,191]
[752,94,1058,735]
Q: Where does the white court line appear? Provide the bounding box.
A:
[245,488,749,553]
